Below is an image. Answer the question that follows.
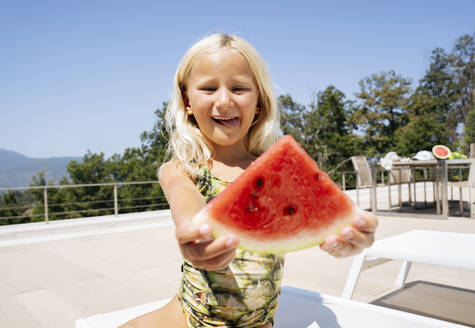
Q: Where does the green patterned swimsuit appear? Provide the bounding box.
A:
[177,167,285,327]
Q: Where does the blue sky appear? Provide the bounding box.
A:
[1,1,474,158]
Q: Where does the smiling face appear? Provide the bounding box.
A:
[184,49,260,151]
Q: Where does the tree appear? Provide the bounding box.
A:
[405,34,474,153]
[0,190,34,225]
[393,89,451,156]
[278,94,306,145]
[451,34,474,124]
[139,101,170,167]
[418,47,459,143]
[304,86,361,171]
[394,116,446,156]
[279,89,362,172]
[29,171,59,222]
[463,109,475,153]
[119,102,170,212]
[352,71,412,157]
[451,34,475,152]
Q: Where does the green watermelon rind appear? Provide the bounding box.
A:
[193,196,360,254]
[432,145,451,160]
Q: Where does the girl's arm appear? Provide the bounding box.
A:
[159,161,239,270]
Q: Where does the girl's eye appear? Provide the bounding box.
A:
[233,87,248,93]
[200,87,216,92]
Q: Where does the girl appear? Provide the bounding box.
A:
[121,33,377,328]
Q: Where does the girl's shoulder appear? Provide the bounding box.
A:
[158,160,194,186]
[158,160,181,179]
[159,160,211,185]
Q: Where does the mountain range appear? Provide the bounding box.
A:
[0,149,82,188]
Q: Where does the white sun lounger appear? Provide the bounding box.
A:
[342,229,475,300]
[75,285,467,328]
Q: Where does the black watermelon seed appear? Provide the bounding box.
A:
[255,176,264,189]
[284,205,297,215]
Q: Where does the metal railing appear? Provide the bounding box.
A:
[0,181,168,224]
[1,173,361,225]
[2,161,470,225]
[0,169,380,225]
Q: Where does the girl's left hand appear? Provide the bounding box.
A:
[320,211,378,258]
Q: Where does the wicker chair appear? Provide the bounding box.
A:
[388,164,413,210]
[350,156,373,209]
[448,159,475,217]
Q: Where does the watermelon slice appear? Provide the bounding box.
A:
[432,145,451,159]
[192,135,361,253]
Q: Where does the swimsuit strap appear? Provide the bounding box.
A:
[195,166,229,203]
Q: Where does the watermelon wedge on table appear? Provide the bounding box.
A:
[192,135,361,253]
[432,145,451,159]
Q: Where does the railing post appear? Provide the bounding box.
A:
[114,184,118,216]
[458,167,463,215]
[342,173,346,190]
[370,163,377,213]
[441,160,448,218]
[43,187,49,224]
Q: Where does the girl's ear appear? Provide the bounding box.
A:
[255,101,261,114]
[181,87,192,114]
[185,97,192,115]
[253,103,261,124]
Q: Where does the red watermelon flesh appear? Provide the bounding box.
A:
[192,135,360,253]
[432,145,451,159]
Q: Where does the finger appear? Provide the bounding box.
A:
[320,231,360,257]
[325,243,348,258]
[320,234,340,252]
[341,226,374,248]
[353,211,378,234]
[192,248,237,271]
[338,242,361,257]
[183,235,239,261]
[175,221,212,244]
[327,236,363,257]
[211,248,237,270]
[328,248,343,258]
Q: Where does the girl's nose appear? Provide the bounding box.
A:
[215,88,232,109]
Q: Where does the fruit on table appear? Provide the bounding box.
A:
[448,151,468,160]
[192,135,360,253]
[432,145,451,159]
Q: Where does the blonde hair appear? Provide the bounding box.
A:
[164,33,280,175]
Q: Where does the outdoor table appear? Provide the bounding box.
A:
[371,159,472,219]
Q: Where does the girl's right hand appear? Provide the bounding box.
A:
[175,221,239,271]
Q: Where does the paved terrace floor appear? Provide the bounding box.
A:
[1,185,475,328]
